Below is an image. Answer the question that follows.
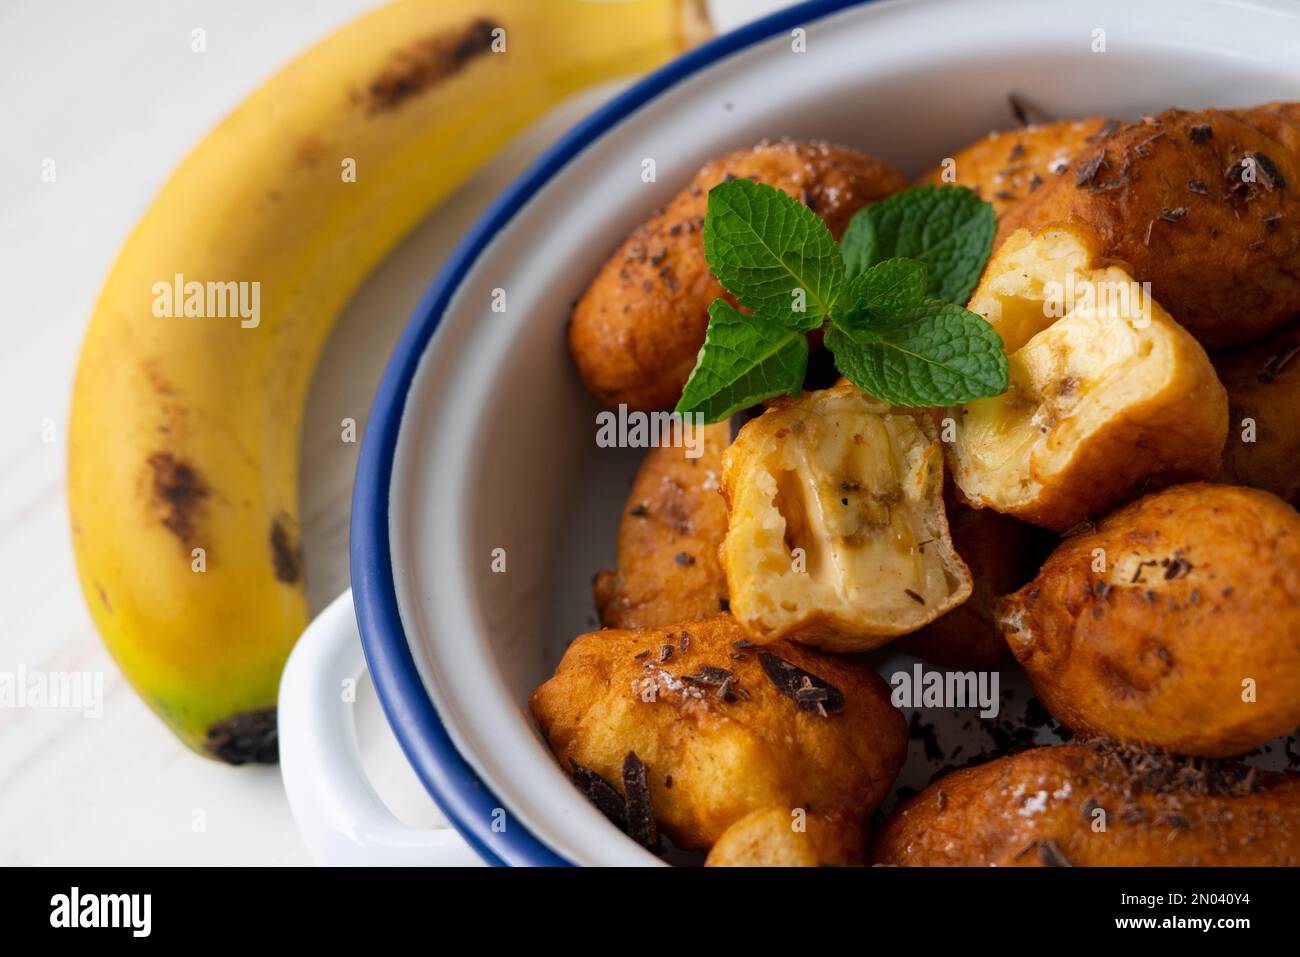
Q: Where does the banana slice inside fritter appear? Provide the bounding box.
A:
[949,224,1228,531]
[720,384,972,651]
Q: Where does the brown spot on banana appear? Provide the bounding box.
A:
[293,134,326,169]
[146,452,210,549]
[363,17,501,115]
[269,512,303,585]
[205,708,278,764]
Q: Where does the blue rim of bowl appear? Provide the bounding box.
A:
[351,0,876,867]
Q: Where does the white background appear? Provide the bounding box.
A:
[0,0,785,865]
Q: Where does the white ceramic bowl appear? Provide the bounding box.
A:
[279,0,1300,866]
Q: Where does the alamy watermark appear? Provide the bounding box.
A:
[595,405,706,458]
[1043,274,1154,328]
[50,887,150,937]
[890,663,1000,718]
[0,665,103,718]
[152,273,260,328]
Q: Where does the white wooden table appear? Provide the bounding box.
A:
[0,0,779,865]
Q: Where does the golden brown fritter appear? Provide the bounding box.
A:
[949,223,1227,531]
[899,490,1051,669]
[721,385,971,651]
[705,805,865,867]
[873,742,1300,866]
[999,483,1300,757]
[1214,319,1300,507]
[593,424,729,628]
[997,104,1300,349]
[915,117,1111,217]
[529,615,907,850]
[569,139,906,411]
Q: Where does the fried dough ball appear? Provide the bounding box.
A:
[997,104,1300,349]
[569,139,906,411]
[899,490,1051,669]
[529,614,907,850]
[872,742,1300,866]
[593,423,730,629]
[721,385,972,652]
[1214,319,1300,507]
[949,223,1227,531]
[916,117,1111,217]
[705,806,865,867]
[999,483,1300,757]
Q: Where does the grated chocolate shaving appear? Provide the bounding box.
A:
[1259,343,1299,382]
[759,653,845,716]
[570,761,627,827]
[1037,839,1073,867]
[681,665,734,688]
[621,751,659,850]
[1075,152,1107,188]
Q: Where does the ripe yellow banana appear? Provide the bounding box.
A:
[68,0,710,763]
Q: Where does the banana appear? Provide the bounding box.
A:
[68,0,710,763]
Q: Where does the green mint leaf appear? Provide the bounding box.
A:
[832,258,928,333]
[675,300,809,423]
[840,185,995,304]
[826,300,1008,406]
[703,179,842,330]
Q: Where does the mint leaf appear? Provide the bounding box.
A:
[840,185,995,304]
[704,179,842,329]
[826,300,1008,406]
[676,300,808,423]
[833,258,928,333]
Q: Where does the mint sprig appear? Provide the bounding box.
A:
[676,300,808,422]
[703,177,841,329]
[675,180,1007,422]
[826,301,1008,407]
[840,184,995,304]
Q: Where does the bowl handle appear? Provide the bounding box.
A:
[279,589,483,866]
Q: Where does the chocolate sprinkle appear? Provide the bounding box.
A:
[1259,343,1299,382]
[717,676,739,703]
[1119,802,1147,823]
[621,752,659,850]
[1159,207,1188,222]
[681,665,734,687]
[758,652,845,716]
[1092,118,1122,141]
[1253,152,1287,189]
[1075,153,1107,188]
[1163,552,1193,580]
[1037,839,1073,867]
[1189,124,1213,144]
[570,761,627,827]
[1008,92,1053,127]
